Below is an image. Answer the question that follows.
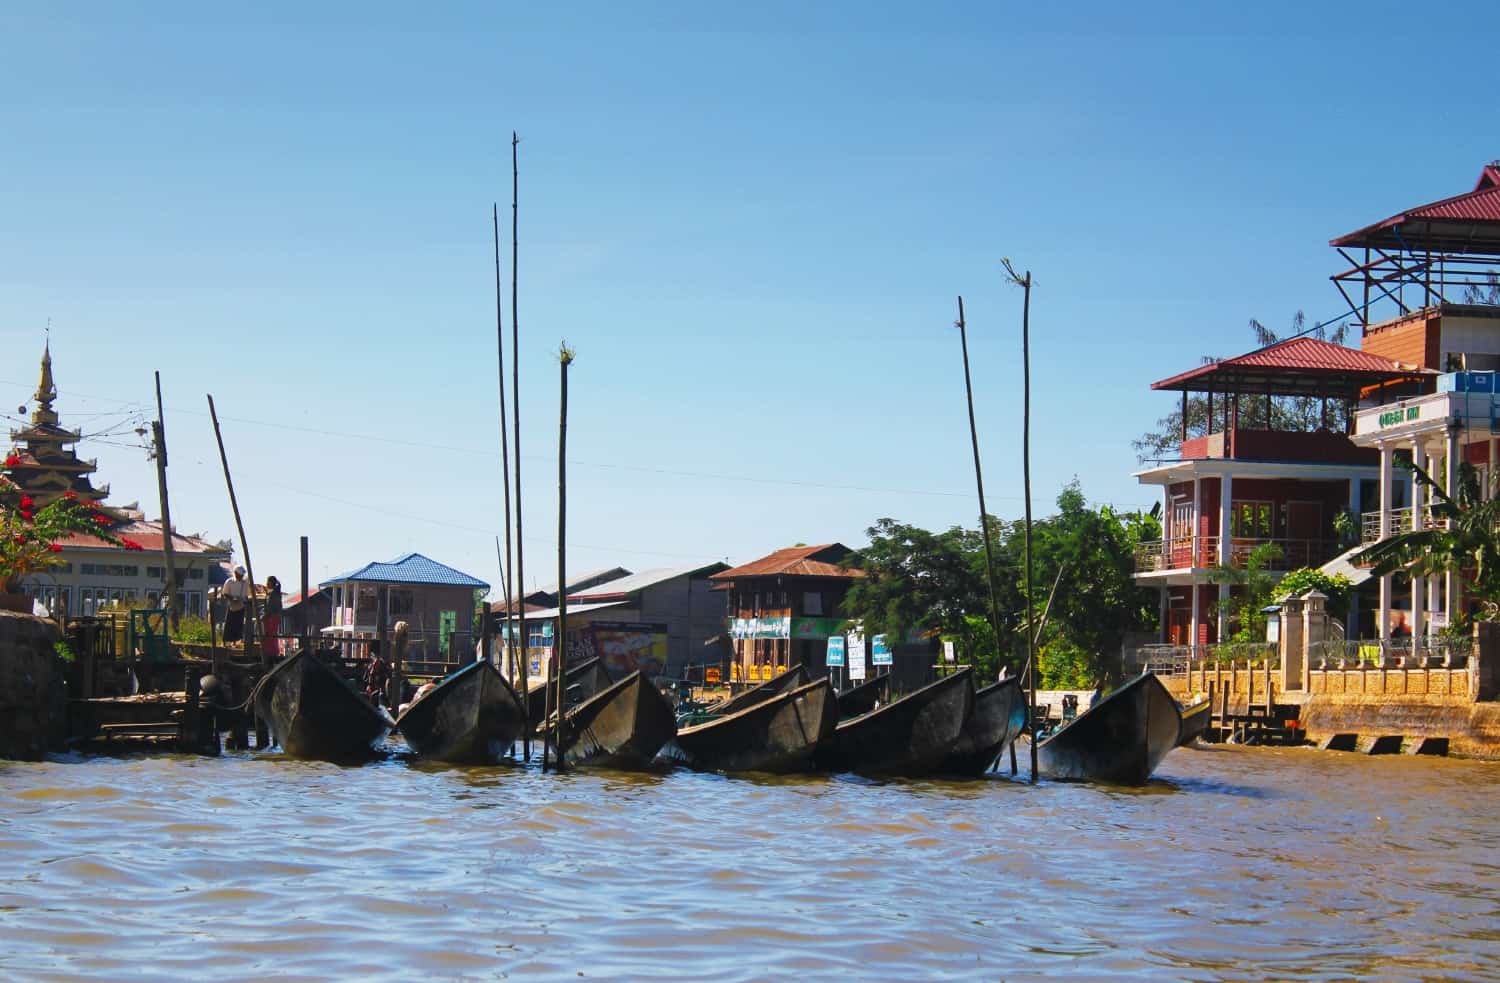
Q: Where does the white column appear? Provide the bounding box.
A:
[1378,442,1393,639]
[1218,473,1233,567]
[1427,447,1441,625]
[1189,583,1200,654]
[1411,440,1425,641]
[1446,426,1461,629]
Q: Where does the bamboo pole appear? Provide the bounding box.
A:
[554,344,575,773]
[955,297,1006,683]
[512,131,530,764]
[1002,259,1037,783]
[206,395,263,667]
[151,372,179,631]
[492,204,517,687]
[299,536,310,654]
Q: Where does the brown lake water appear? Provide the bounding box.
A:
[2,742,1498,982]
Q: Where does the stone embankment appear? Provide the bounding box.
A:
[0,610,66,760]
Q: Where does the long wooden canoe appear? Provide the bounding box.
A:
[1035,672,1180,785]
[666,678,837,774]
[710,664,809,717]
[836,673,889,719]
[527,656,611,731]
[1176,697,1212,747]
[815,668,974,776]
[395,660,526,763]
[557,670,677,770]
[938,674,1026,777]
[253,648,392,761]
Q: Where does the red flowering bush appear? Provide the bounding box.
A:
[0,463,128,592]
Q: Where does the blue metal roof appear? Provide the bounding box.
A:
[319,552,489,590]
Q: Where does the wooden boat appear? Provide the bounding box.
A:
[1176,697,1212,747]
[709,663,809,717]
[815,668,974,776]
[1035,672,1181,785]
[667,678,837,773]
[253,648,392,761]
[395,660,526,763]
[836,673,889,719]
[556,670,677,769]
[938,674,1026,777]
[526,656,611,731]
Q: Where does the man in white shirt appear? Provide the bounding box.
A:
[221,565,250,643]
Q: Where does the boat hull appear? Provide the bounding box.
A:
[836,673,889,719]
[1036,672,1180,785]
[1177,698,1212,747]
[816,668,974,776]
[710,664,808,717]
[396,661,525,763]
[667,678,837,773]
[558,670,677,770]
[254,649,391,761]
[939,675,1026,777]
[527,656,611,732]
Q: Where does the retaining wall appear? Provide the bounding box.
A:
[0,611,66,760]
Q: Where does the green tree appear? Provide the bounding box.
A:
[1209,542,1283,642]
[1274,567,1353,619]
[842,518,997,649]
[1357,460,1500,618]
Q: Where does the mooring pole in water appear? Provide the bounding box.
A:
[492,204,517,705]
[299,536,310,654]
[1000,259,1038,784]
[511,131,531,764]
[152,372,179,632]
[954,296,1006,682]
[554,344,575,774]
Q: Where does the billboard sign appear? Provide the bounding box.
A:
[826,634,846,667]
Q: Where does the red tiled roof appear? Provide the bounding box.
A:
[1151,337,1425,393]
[55,519,228,555]
[1332,164,1500,248]
[711,543,865,581]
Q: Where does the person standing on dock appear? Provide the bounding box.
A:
[262,575,283,658]
[221,565,250,644]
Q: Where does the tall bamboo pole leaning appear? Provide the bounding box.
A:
[954,297,1006,682]
[207,395,261,656]
[151,372,179,632]
[1001,258,1037,783]
[512,130,531,764]
[492,204,518,703]
[554,343,575,774]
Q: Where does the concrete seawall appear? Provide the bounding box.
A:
[0,611,66,760]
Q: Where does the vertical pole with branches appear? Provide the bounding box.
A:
[554,344,575,773]
[954,297,1006,678]
[1002,258,1037,783]
[492,204,517,707]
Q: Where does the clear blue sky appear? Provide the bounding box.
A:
[3,2,1496,595]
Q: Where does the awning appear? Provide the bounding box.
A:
[1320,545,1374,587]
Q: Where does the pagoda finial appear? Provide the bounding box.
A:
[32,336,58,426]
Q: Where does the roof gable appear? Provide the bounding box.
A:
[1332,163,1500,251]
[320,552,489,589]
[1150,336,1426,394]
[711,543,864,580]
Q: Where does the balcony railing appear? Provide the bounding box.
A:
[1361,507,1449,544]
[1134,536,1339,573]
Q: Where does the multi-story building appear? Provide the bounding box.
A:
[1133,337,1423,647]
[5,342,229,616]
[1337,163,1500,641]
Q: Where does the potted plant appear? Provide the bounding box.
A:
[1,455,139,611]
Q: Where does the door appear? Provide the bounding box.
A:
[1286,501,1323,566]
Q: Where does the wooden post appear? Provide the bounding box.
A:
[554,345,574,773]
[1264,653,1273,714]
[492,204,517,682]
[152,372,180,631]
[512,131,530,764]
[1002,259,1038,783]
[392,621,409,712]
[228,673,248,750]
[299,536,310,654]
[182,667,202,753]
[1219,681,1229,742]
[254,693,269,749]
[377,589,392,710]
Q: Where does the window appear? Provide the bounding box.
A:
[147,566,164,580]
[391,589,415,616]
[1231,502,1274,539]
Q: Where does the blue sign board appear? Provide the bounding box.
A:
[872,634,893,666]
[826,635,846,667]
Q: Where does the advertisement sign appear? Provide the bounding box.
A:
[848,632,867,681]
[730,616,792,640]
[872,634,893,666]
[942,640,956,663]
[826,635,846,667]
[577,621,669,677]
[791,617,844,640]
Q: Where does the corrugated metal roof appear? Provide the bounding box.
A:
[1332,164,1500,247]
[320,552,489,589]
[568,562,729,602]
[1151,337,1424,393]
[57,519,229,556]
[498,600,626,621]
[711,544,865,580]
